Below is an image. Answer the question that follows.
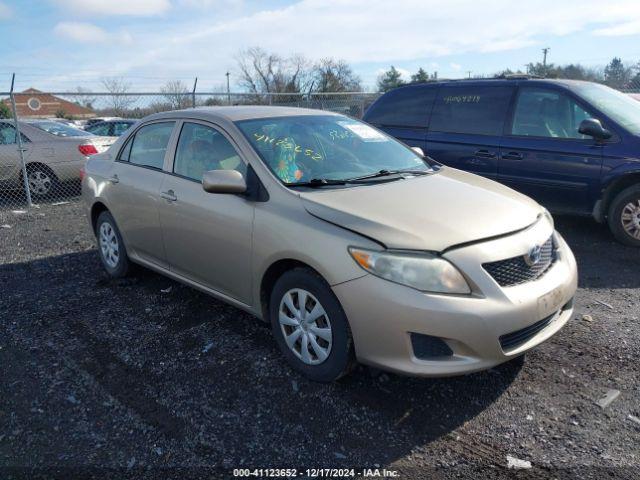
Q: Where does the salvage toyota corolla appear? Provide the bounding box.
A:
[82,106,578,382]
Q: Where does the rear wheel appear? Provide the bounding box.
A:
[26,164,58,198]
[269,268,354,382]
[96,211,131,277]
[608,185,640,247]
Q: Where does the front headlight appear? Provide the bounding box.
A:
[349,248,471,294]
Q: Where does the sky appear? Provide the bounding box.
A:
[1,0,640,92]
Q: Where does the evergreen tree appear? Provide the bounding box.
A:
[377,66,405,92]
[410,68,430,83]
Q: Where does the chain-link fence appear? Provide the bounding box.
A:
[0,89,379,210]
[0,85,380,259]
[2,74,640,261]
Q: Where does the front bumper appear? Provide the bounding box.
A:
[333,220,578,377]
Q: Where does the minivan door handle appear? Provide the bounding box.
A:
[160,190,177,202]
[502,151,524,161]
[474,149,496,159]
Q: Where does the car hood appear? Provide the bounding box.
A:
[299,167,543,252]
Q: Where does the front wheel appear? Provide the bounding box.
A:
[608,185,640,247]
[96,211,131,277]
[270,268,355,382]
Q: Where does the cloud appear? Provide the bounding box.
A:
[21,0,640,89]
[449,63,462,71]
[54,22,133,44]
[0,1,11,19]
[54,0,170,16]
[134,0,640,67]
[593,19,640,36]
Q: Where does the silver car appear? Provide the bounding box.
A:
[0,120,115,198]
[82,107,578,382]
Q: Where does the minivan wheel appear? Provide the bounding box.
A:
[96,211,131,277]
[269,268,354,382]
[608,185,640,247]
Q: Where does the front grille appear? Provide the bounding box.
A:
[483,236,555,287]
[499,313,554,351]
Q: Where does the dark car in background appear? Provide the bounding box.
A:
[85,119,137,137]
[364,78,640,246]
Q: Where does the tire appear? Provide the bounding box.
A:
[26,164,58,199]
[95,211,131,278]
[607,185,640,247]
[269,268,355,382]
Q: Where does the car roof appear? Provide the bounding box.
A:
[393,77,593,90]
[143,106,342,123]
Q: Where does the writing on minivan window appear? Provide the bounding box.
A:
[443,95,481,104]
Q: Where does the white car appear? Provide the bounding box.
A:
[0,120,115,198]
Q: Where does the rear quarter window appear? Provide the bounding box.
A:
[430,85,514,136]
[365,86,436,128]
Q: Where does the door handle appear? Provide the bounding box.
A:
[108,174,119,184]
[502,151,524,161]
[474,149,496,159]
[160,190,177,202]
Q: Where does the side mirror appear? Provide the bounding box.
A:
[411,146,425,157]
[578,118,612,141]
[202,169,247,194]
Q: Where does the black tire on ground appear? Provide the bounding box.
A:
[269,267,355,382]
[95,211,131,278]
[26,163,58,199]
[607,184,640,247]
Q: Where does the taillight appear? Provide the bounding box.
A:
[78,144,98,156]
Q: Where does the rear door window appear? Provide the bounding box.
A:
[125,122,175,169]
[430,85,515,135]
[365,86,436,128]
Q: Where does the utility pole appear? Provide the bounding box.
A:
[542,47,550,68]
[467,70,472,79]
[225,71,231,105]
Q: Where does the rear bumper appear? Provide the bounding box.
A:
[332,223,578,377]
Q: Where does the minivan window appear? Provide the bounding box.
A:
[365,86,436,128]
[174,122,246,181]
[572,82,640,135]
[511,88,592,139]
[127,122,175,170]
[430,86,514,136]
[236,115,429,184]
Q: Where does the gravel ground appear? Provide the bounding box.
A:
[0,201,639,479]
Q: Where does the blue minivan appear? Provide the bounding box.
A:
[364,78,640,246]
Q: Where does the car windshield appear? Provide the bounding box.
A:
[30,121,93,137]
[573,82,640,135]
[236,115,431,185]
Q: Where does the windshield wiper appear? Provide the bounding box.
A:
[285,178,349,188]
[347,168,431,182]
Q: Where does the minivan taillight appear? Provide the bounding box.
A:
[78,144,98,156]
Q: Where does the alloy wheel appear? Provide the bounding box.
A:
[278,288,332,365]
[28,170,52,196]
[620,199,640,240]
[99,221,120,268]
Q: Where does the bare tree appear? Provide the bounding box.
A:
[236,47,313,95]
[69,86,97,109]
[101,77,138,116]
[161,80,191,109]
[313,58,361,92]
